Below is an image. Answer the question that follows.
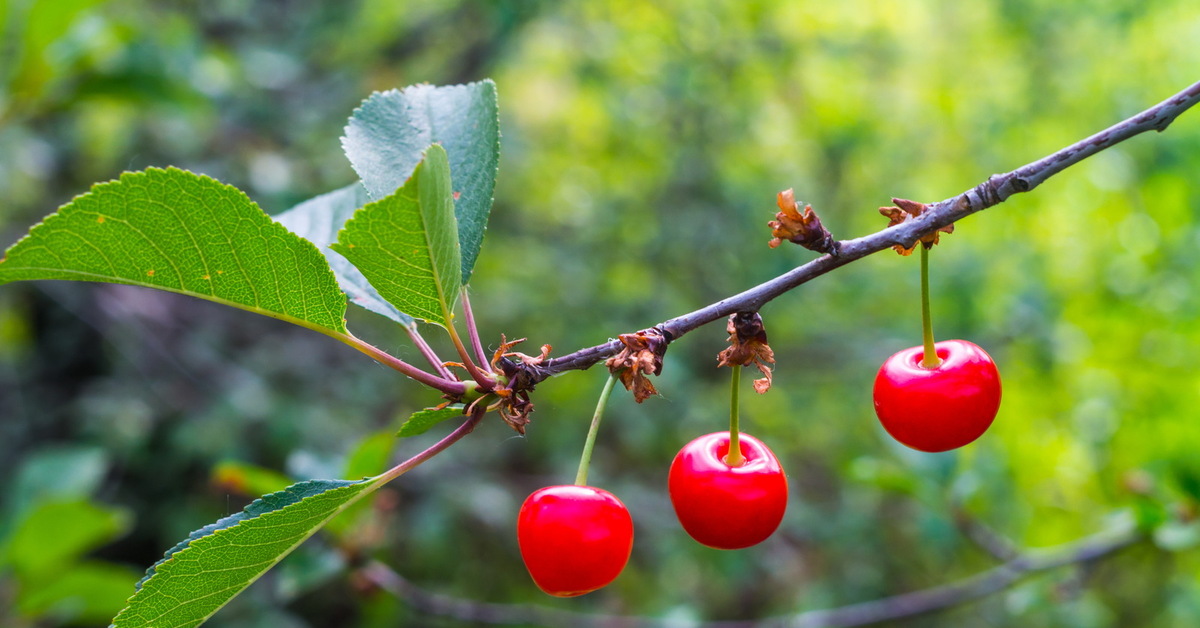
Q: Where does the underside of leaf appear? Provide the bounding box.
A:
[341,80,498,283]
[331,145,462,328]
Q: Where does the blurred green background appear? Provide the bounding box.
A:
[2,1,1200,626]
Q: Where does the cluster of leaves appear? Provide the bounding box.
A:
[0,81,500,628]
[6,3,1200,627]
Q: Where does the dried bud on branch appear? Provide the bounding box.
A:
[879,197,954,255]
[716,311,775,394]
[488,335,546,434]
[605,328,669,403]
[768,189,837,255]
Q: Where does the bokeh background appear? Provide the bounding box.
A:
[3,1,1200,626]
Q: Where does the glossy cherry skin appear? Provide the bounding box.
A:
[668,432,788,549]
[517,485,633,597]
[873,339,1002,452]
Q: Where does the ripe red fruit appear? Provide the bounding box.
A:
[873,339,1002,452]
[668,432,788,549]
[517,485,633,597]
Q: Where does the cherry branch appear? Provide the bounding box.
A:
[952,502,1021,562]
[359,520,1140,628]
[527,79,1200,384]
[335,330,468,396]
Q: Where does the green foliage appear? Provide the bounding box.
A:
[2,3,1200,628]
[113,478,380,628]
[332,145,463,329]
[0,448,139,624]
[397,406,465,439]
[4,0,109,105]
[274,183,415,326]
[342,81,500,284]
[4,499,129,581]
[0,168,348,335]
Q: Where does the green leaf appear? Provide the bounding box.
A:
[0,168,348,335]
[3,446,108,537]
[342,80,499,283]
[274,183,414,326]
[332,145,462,328]
[8,0,108,103]
[17,560,142,623]
[3,499,131,580]
[211,460,293,498]
[112,478,382,628]
[342,430,397,479]
[397,406,464,438]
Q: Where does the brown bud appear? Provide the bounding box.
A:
[716,312,775,394]
[769,189,837,255]
[487,335,541,434]
[605,328,669,403]
[879,198,954,255]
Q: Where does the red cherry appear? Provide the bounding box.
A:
[668,432,788,549]
[516,485,633,597]
[873,339,1002,452]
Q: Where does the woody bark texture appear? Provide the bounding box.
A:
[519,79,1200,387]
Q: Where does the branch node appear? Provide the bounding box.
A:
[769,189,838,255]
[605,328,669,403]
[879,198,953,255]
[717,312,775,394]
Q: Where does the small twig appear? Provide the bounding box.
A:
[786,522,1141,628]
[334,330,467,396]
[461,288,493,373]
[378,402,487,483]
[951,503,1021,562]
[361,561,663,628]
[361,522,1141,628]
[406,325,455,381]
[528,79,1200,384]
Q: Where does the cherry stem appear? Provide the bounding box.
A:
[334,330,467,396]
[460,288,493,373]
[725,364,745,467]
[446,319,494,390]
[378,404,486,483]
[575,373,617,487]
[920,245,942,369]
[405,325,454,381]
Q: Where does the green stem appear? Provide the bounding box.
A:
[575,374,617,486]
[446,320,495,390]
[726,365,745,466]
[920,245,942,369]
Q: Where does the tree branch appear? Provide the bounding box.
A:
[528,79,1200,384]
[360,521,1141,628]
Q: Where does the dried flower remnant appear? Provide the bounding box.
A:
[768,189,837,255]
[879,197,955,255]
[605,329,669,403]
[716,312,775,394]
[487,335,548,434]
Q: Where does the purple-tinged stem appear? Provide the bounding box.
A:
[406,325,455,381]
[461,288,492,372]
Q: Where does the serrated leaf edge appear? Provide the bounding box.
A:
[0,167,349,336]
[112,478,379,628]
